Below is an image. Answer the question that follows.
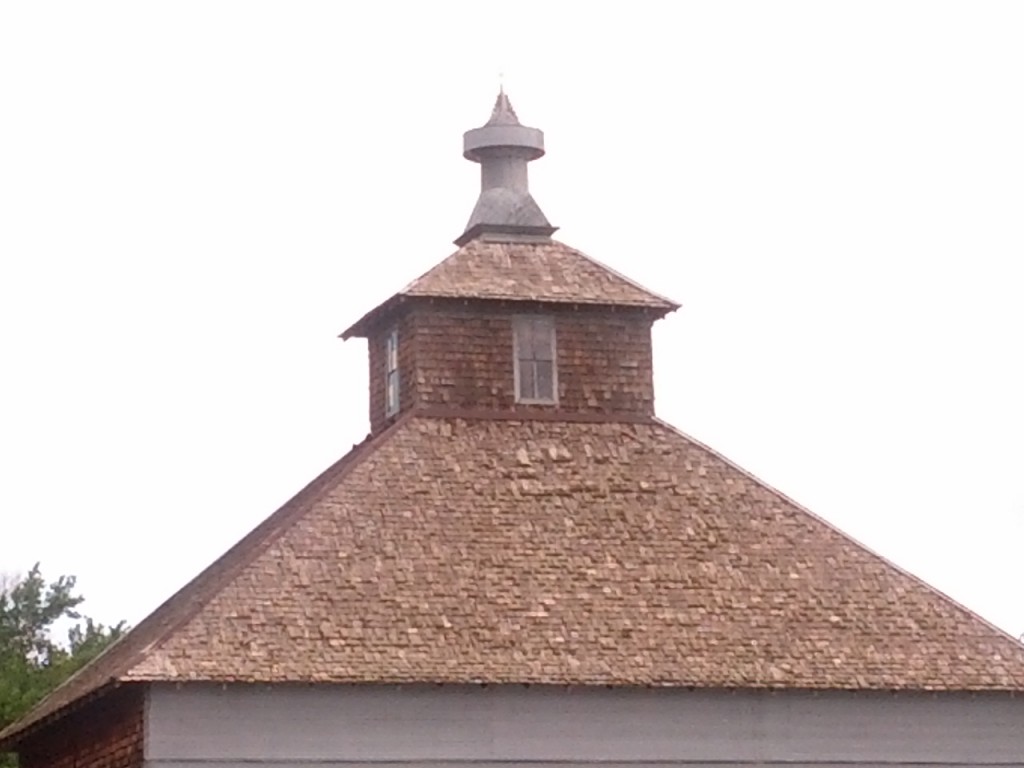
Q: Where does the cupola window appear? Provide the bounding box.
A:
[385,328,400,417]
[513,316,557,404]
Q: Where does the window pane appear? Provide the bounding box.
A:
[533,319,554,361]
[535,360,554,401]
[516,320,533,359]
[518,360,536,400]
[521,318,536,358]
[386,330,398,369]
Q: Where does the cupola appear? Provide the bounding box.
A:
[341,92,679,434]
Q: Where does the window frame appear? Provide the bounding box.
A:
[384,327,400,417]
[513,315,558,405]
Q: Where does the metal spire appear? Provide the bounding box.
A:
[455,91,556,246]
[486,87,521,126]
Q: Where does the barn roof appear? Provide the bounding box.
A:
[6,412,1024,745]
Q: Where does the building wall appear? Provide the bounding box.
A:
[367,304,655,431]
[16,685,144,768]
[145,683,1024,767]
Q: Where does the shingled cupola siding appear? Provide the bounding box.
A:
[342,92,679,434]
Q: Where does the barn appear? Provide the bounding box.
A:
[4,91,1024,768]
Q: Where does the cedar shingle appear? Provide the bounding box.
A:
[341,239,678,338]
[8,413,1022,748]
[402,240,677,307]
[123,417,1024,689]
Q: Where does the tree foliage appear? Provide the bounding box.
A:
[1,564,126,761]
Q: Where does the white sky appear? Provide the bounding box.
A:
[1,2,1022,641]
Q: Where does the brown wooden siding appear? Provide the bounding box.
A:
[366,304,655,431]
[18,686,144,768]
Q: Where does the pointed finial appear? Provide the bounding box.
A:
[486,88,521,127]
[456,91,556,246]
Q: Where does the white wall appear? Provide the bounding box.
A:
[145,684,1024,767]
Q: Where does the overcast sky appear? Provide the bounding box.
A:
[1,2,1022,641]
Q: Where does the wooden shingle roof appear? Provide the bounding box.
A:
[7,413,1024,744]
[341,239,679,338]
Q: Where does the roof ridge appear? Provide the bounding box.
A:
[549,239,681,311]
[0,410,418,744]
[652,417,1024,656]
[398,243,463,295]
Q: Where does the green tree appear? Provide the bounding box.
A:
[1,564,125,765]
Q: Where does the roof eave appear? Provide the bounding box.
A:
[0,679,122,750]
[340,292,679,340]
[339,294,406,340]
